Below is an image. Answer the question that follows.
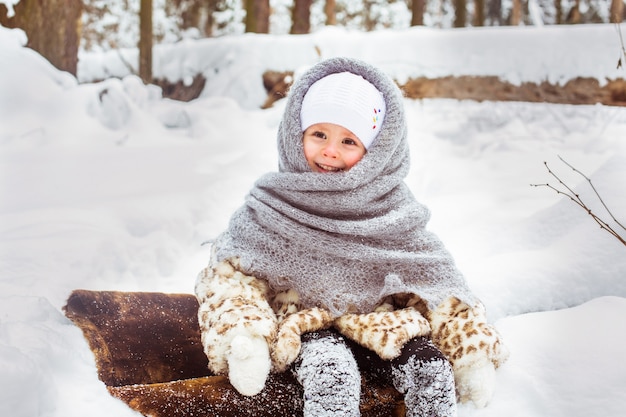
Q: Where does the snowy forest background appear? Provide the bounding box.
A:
[2,0,625,109]
[77,0,626,50]
[2,0,626,416]
[1,0,626,78]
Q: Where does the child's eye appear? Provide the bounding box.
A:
[343,138,357,146]
[313,131,326,139]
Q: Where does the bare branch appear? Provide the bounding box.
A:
[616,23,626,70]
[557,155,626,232]
[116,50,138,76]
[531,158,626,247]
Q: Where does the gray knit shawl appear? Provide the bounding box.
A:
[215,57,475,317]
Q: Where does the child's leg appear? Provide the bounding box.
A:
[390,336,457,417]
[293,330,361,417]
[352,336,456,417]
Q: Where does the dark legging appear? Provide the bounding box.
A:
[293,329,456,417]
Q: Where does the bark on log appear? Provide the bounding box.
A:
[64,289,406,417]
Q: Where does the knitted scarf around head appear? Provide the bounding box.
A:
[215,57,476,317]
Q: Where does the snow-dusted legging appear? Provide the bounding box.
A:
[293,330,361,417]
[293,330,456,417]
[381,336,457,417]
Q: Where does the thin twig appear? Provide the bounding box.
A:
[557,155,626,232]
[615,23,626,69]
[531,157,625,246]
[117,49,138,76]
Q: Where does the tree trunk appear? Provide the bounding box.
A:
[0,0,82,76]
[205,0,218,35]
[566,0,581,24]
[510,0,522,25]
[245,0,270,33]
[291,0,313,34]
[180,0,202,32]
[257,0,270,33]
[454,0,467,27]
[325,0,337,25]
[610,0,624,23]
[487,0,502,25]
[245,0,255,32]
[554,0,562,24]
[473,0,485,26]
[411,0,425,26]
[363,0,375,31]
[139,0,153,84]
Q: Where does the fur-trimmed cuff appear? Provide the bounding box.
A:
[334,307,431,360]
[228,334,271,396]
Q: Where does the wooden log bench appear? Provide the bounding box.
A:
[64,290,406,417]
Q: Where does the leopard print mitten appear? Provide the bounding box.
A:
[429,297,509,408]
[195,257,277,390]
[271,307,334,371]
[334,307,431,360]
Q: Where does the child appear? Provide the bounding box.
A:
[195,57,508,417]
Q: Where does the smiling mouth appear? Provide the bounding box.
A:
[316,163,343,172]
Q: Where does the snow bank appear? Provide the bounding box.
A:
[466,296,626,417]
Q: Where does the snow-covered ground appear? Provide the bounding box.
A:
[1,23,625,417]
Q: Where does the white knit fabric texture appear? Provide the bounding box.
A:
[300,71,386,149]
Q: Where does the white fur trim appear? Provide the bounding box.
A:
[228,335,271,396]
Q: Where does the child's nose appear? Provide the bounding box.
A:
[322,141,338,158]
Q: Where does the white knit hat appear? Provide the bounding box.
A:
[300,72,386,149]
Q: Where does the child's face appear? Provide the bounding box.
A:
[302,123,366,173]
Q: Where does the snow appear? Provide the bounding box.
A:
[1,22,626,417]
[78,24,626,109]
